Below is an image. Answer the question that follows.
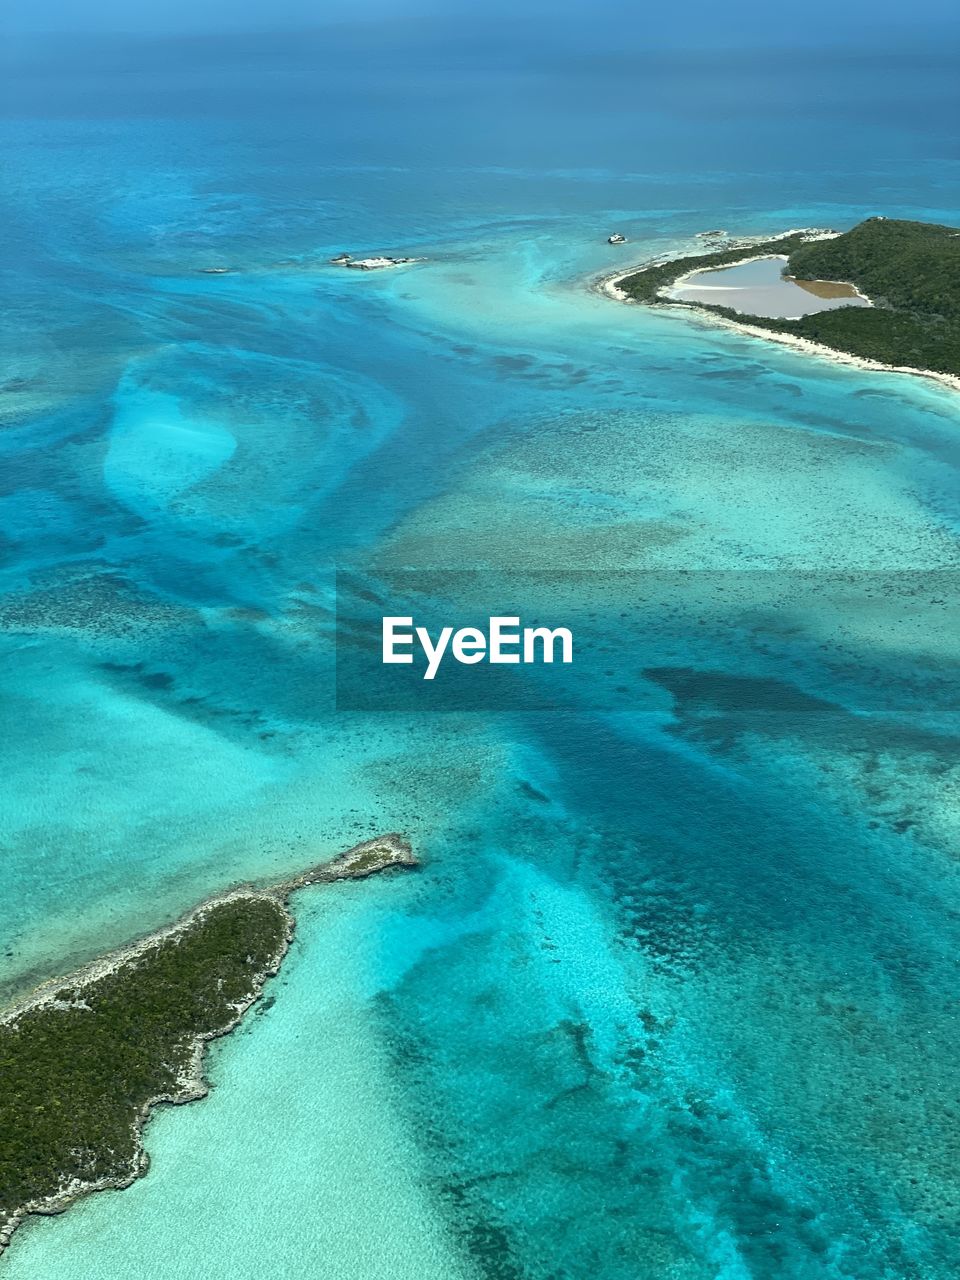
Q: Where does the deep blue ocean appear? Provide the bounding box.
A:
[2,18,959,1279]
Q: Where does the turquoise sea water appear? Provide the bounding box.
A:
[2,23,960,1279]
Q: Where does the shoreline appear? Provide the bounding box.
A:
[594,228,837,302]
[593,231,960,395]
[0,834,417,1253]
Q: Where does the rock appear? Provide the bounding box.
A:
[342,256,422,271]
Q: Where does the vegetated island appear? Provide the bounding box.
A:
[603,218,960,388]
[0,834,416,1254]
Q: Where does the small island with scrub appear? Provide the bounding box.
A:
[605,218,960,385]
[0,834,417,1255]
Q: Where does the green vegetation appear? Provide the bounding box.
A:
[618,219,960,376]
[0,896,288,1233]
[787,218,960,319]
[343,847,395,873]
[618,233,811,303]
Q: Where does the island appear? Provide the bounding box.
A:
[0,834,417,1254]
[605,218,960,385]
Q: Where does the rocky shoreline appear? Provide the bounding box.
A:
[0,834,416,1254]
[594,228,960,395]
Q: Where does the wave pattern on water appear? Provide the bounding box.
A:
[2,34,960,1279]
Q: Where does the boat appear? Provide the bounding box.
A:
[607,233,627,244]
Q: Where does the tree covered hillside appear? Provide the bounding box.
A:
[787,217,960,320]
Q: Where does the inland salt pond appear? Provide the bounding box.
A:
[666,255,872,318]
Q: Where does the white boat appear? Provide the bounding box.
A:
[607,233,627,244]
